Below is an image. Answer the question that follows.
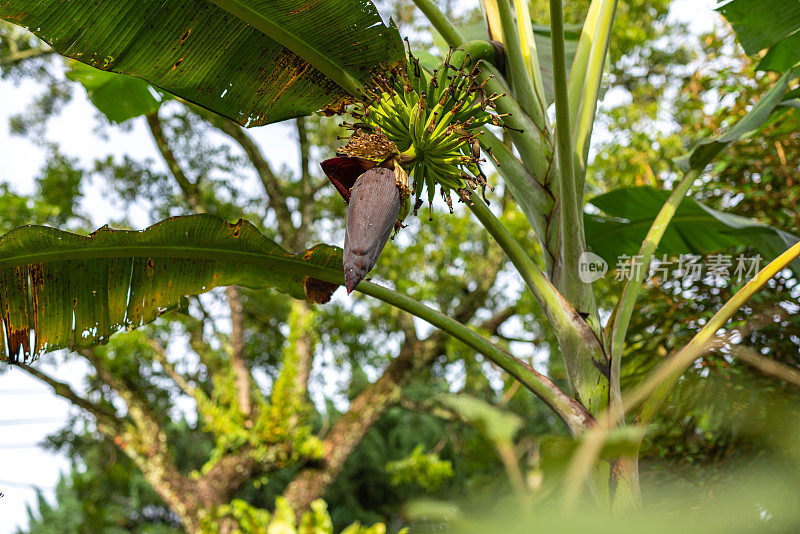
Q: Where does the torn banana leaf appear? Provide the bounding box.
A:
[0,0,404,126]
[0,214,342,363]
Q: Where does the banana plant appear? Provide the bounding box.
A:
[1,0,799,512]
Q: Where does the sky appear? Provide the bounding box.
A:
[0,1,718,531]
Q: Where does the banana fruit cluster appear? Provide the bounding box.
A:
[324,44,510,295]
[348,44,508,217]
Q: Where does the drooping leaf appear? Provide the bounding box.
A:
[65,61,162,124]
[439,394,522,444]
[0,0,404,127]
[676,67,799,171]
[716,0,800,56]
[594,426,647,459]
[0,214,343,363]
[584,186,800,275]
[531,24,582,104]
[757,30,800,73]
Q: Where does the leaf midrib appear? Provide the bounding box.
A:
[208,0,364,97]
[0,244,344,284]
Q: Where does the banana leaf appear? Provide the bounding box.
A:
[585,186,800,276]
[65,61,162,124]
[716,0,800,56]
[0,0,404,127]
[676,66,799,171]
[0,214,343,363]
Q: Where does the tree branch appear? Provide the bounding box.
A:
[226,285,253,417]
[192,106,297,245]
[295,117,316,249]
[479,306,518,337]
[16,363,120,428]
[0,46,55,66]
[195,451,258,506]
[78,348,167,440]
[145,111,203,213]
[147,338,207,406]
[286,300,316,399]
[729,345,800,389]
[283,332,444,514]
[75,348,214,532]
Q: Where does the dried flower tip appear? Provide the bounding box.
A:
[470,139,481,160]
[485,146,501,166]
[441,188,454,213]
[339,129,399,162]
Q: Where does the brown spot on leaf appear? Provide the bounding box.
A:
[303,277,338,304]
[289,0,321,15]
[226,219,244,238]
[4,320,30,363]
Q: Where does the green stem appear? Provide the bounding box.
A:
[513,0,548,118]
[606,169,699,414]
[480,62,558,272]
[496,0,546,129]
[549,0,576,191]
[357,278,593,434]
[467,194,559,311]
[479,127,552,241]
[480,64,553,185]
[208,0,364,97]
[466,194,606,410]
[470,193,609,415]
[567,0,603,128]
[412,0,465,48]
[549,0,595,317]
